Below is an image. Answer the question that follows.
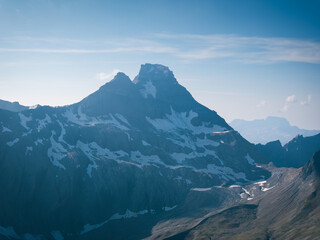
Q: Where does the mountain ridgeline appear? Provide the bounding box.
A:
[0,64,270,239]
[256,133,320,168]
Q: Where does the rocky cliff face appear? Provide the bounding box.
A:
[0,64,269,239]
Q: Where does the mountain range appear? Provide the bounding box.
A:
[230,117,320,145]
[256,133,320,168]
[0,64,270,240]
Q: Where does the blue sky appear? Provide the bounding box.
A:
[0,0,320,129]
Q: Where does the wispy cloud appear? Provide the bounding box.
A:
[156,33,320,64]
[1,34,320,64]
[0,47,174,54]
[286,95,296,103]
[281,94,296,112]
[96,69,120,82]
[300,94,312,105]
[257,100,266,107]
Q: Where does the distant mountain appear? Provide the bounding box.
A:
[0,64,270,240]
[256,133,320,168]
[166,150,320,240]
[0,99,28,112]
[230,116,320,145]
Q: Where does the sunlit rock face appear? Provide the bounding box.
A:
[0,63,269,239]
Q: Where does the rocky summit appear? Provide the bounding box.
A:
[0,64,270,239]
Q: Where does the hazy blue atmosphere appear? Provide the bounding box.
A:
[1,0,319,129]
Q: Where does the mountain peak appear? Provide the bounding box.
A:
[110,72,131,84]
[133,63,177,85]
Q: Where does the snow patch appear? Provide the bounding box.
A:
[262,186,275,192]
[25,146,33,155]
[47,131,67,170]
[146,107,227,134]
[130,151,162,166]
[191,187,212,191]
[63,107,129,130]
[2,126,11,133]
[77,141,128,177]
[34,139,44,146]
[171,148,222,165]
[254,180,267,187]
[140,81,157,98]
[7,138,19,147]
[245,154,255,165]
[163,205,177,211]
[18,113,31,130]
[37,114,51,131]
[142,140,151,146]
[201,164,248,181]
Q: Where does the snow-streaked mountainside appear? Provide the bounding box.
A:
[0,64,270,240]
[230,116,320,145]
[0,99,28,112]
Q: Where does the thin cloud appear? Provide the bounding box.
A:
[1,34,320,64]
[286,95,296,103]
[301,94,312,105]
[156,33,320,64]
[0,46,175,54]
[96,69,120,82]
[281,94,296,112]
[257,100,266,107]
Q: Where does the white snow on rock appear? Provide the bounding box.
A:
[2,126,11,133]
[81,209,152,235]
[191,187,212,192]
[63,107,129,130]
[0,225,19,239]
[77,141,128,177]
[210,130,232,135]
[261,186,275,192]
[200,164,248,181]
[47,131,67,170]
[163,205,177,211]
[140,81,157,98]
[171,148,222,165]
[142,140,151,146]
[130,151,162,166]
[254,180,267,187]
[18,113,31,130]
[146,107,226,134]
[245,153,255,165]
[25,146,33,155]
[57,120,71,148]
[34,139,44,146]
[7,138,19,147]
[51,230,64,240]
[37,114,51,131]
[167,132,220,151]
